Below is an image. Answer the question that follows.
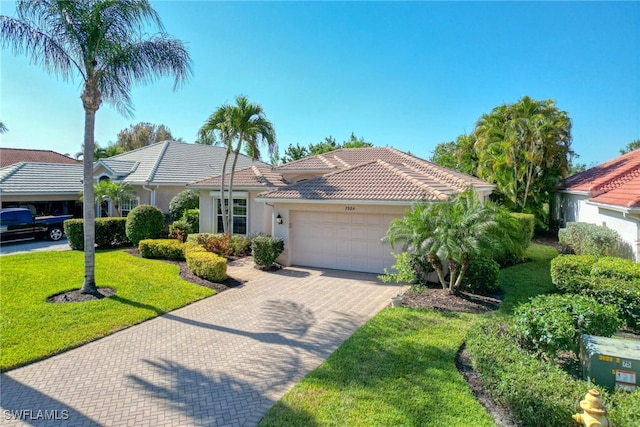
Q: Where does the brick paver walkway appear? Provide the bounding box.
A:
[1,260,399,426]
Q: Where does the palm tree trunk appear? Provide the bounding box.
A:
[427,254,447,290]
[226,136,243,235]
[80,82,100,294]
[219,149,230,234]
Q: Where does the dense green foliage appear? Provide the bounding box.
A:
[64,218,131,250]
[185,251,227,282]
[260,309,495,427]
[0,250,212,371]
[279,133,373,163]
[252,235,285,269]
[230,234,252,257]
[385,189,521,294]
[181,208,199,233]
[514,294,621,358]
[620,139,640,155]
[138,239,185,260]
[559,222,632,258]
[125,205,166,246]
[116,122,177,152]
[169,190,200,221]
[461,255,500,294]
[551,255,640,329]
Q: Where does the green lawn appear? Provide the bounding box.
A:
[260,243,558,426]
[0,250,214,371]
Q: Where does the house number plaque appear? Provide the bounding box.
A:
[345,206,355,211]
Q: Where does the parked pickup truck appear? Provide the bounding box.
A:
[0,208,73,242]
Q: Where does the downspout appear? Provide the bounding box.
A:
[142,182,155,206]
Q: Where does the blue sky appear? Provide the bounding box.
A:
[1,1,639,167]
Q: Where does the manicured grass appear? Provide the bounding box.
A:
[260,243,559,426]
[260,309,496,427]
[0,250,214,371]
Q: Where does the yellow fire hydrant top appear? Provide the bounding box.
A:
[572,389,611,427]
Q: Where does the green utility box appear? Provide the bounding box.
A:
[580,334,640,391]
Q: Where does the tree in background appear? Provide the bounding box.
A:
[1,0,191,293]
[429,134,477,175]
[75,141,124,161]
[0,121,8,133]
[199,95,276,234]
[620,139,640,155]
[116,122,178,152]
[280,132,373,163]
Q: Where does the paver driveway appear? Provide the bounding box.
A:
[1,260,399,426]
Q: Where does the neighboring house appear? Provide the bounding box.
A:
[0,148,82,216]
[0,141,267,217]
[0,147,79,168]
[557,149,640,262]
[93,141,268,216]
[191,147,495,274]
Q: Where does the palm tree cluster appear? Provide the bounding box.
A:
[1,0,191,293]
[384,189,519,295]
[198,95,277,235]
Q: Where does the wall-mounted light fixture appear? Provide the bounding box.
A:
[276,214,283,225]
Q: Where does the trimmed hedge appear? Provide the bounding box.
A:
[183,241,207,255]
[514,294,621,358]
[551,255,640,329]
[64,217,131,250]
[139,239,185,261]
[558,222,628,258]
[252,235,285,269]
[126,205,166,246]
[186,251,227,282]
[550,255,598,293]
[466,320,638,427]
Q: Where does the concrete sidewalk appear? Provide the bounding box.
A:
[1,261,398,426]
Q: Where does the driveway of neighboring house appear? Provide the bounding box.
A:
[0,238,71,256]
[0,259,400,426]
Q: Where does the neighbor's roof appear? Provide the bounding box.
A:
[190,166,289,189]
[560,149,640,208]
[0,148,79,168]
[257,147,494,202]
[0,162,83,195]
[97,141,269,185]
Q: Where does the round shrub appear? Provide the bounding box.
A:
[169,189,199,221]
[181,208,199,233]
[461,255,500,294]
[515,294,621,358]
[125,204,166,246]
[252,235,284,269]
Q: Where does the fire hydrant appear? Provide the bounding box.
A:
[572,389,612,427]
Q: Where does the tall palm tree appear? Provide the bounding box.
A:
[384,189,517,294]
[1,0,191,293]
[199,96,276,234]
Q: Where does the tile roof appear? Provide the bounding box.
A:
[560,149,640,208]
[0,162,83,195]
[258,148,494,202]
[98,141,268,184]
[191,166,289,189]
[0,148,79,168]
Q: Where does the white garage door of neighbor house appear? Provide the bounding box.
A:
[290,211,400,274]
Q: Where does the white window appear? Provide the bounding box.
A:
[121,199,139,217]
[216,198,248,235]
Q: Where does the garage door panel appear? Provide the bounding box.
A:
[291,210,400,274]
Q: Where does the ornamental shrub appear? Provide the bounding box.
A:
[64,217,131,250]
[230,234,252,257]
[252,235,285,269]
[125,205,166,246]
[558,222,626,257]
[181,208,199,233]
[461,255,500,294]
[169,189,199,221]
[515,294,621,358]
[493,212,536,266]
[584,278,640,331]
[64,219,84,250]
[168,219,192,243]
[139,239,185,260]
[186,251,227,282]
[195,233,232,257]
[183,241,207,255]
[550,255,597,293]
[591,257,640,283]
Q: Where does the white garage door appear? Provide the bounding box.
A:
[290,211,400,274]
